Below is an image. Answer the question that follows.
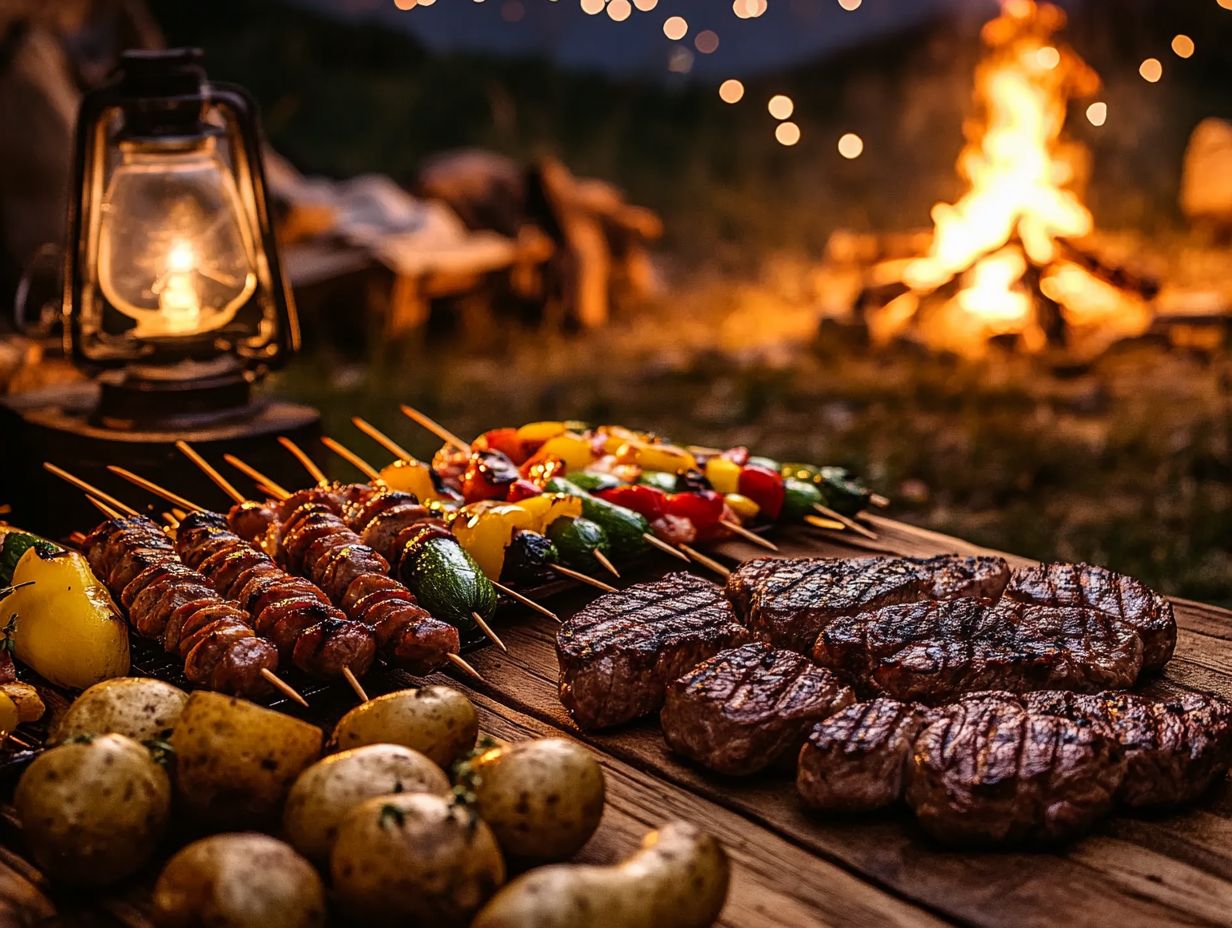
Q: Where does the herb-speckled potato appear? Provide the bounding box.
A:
[170,692,323,828]
[331,792,505,928]
[283,743,450,864]
[330,686,478,768]
[51,677,187,745]
[471,821,729,928]
[15,733,170,886]
[152,833,325,928]
[466,738,605,864]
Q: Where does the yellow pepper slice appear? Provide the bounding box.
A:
[516,421,569,443]
[512,493,583,531]
[378,459,439,501]
[629,440,698,475]
[452,503,540,579]
[0,692,17,734]
[705,457,743,495]
[724,492,761,520]
[537,433,595,472]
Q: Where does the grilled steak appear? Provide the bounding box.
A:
[1006,562,1176,671]
[661,642,855,775]
[906,693,1126,845]
[557,573,750,731]
[1022,690,1232,807]
[726,555,1010,652]
[814,598,1144,704]
[796,698,928,812]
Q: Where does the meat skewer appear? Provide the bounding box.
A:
[105,465,377,702]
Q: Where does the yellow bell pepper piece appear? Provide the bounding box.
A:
[516,421,568,443]
[628,441,695,475]
[0,692,17,734]
[511,493,583,531]
[378,459,439,501]
[724,493,761,520]
[452,503,540,579]
[705,457,743,495]
[5,548,130,689]
[598,425,645,455]
[537,433,595,472]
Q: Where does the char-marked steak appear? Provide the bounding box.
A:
[557,573,750,731]
[796,697,928,812]
[726,555,1010,652]
[661,642,854,775]
[814,598,1144,704]
[1006,562,1176,671]
[906,693,1126,845]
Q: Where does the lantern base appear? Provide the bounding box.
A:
[93,358,256,432]
[0,381,321,540]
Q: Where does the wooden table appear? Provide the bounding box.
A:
[3,517,1231,927]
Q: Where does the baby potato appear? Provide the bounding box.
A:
[283,744,450,864]
[52,677,187,745]
[15,733,170,886]
[472,821,729,928]
[330,686,477,768]
[171,692,323,828]
[466,738,605,864]
[153,833,325,928]
[331,792,505,928]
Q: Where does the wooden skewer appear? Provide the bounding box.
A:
[446,652,484,682]
[44,464,138,516]
[813,504,878,541]
[804,514,846,532]
[322,436,382,482]
[471,611,507,653]
[163,512,181,530]
[491,580,560,623]
[260,667,309,707]
[67,531,87,548]
[678,544,732,579]
[549,564,618,593]
[107,466,203,512]
[85,495,122,520]
[592,549,621,578]
[400,404,471,453]
[279,437,329,486]
[352,416,417,463]
[177,441,246,505]
[5,731,36,750]
[224,455,292,500]
[342,666,369,702]
[869,493,890,509]
[721,519,779,551]
[642,532,691,562]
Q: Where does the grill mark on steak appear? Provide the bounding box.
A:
[557,573,750,731]
[661,642,854,775]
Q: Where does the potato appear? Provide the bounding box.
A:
[15,733,170,886]
[51,677,187,745]
[4,547,130,689]
[466,738,605,863]
[330,686,477,768]
[283,744,450,864]
[331,792,505,927]
[171,692,323,828]
[471,821,729,928]
[153,833,325,928]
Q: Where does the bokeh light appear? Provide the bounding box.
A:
[1171,35,1195,59]
[837,132,864,159]
[719,79,745,104]
[695,30,719,54]
[580,0,603,13]
[633,0,658,9]
[607,0,632,21]
[1035,46,1060,70]
[838,0,862,10]
[663,15,688,40]
[776,122,801,146]
[393,0,416,9]
[734,0,768,18]
[1139,58,1163,82]
[767,94,794,120]
[668,46,694,73]
[1219,0,1232,11]
[1086,101,1107,126]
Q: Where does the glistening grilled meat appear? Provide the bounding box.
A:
[726,555,1011,652]
[796,697,928,812]
[906,693,1125,845]
[557,573,751,731]
[661,642,854,775]
[814,598,1144,703]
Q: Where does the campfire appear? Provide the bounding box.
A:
[838,0,1160,357]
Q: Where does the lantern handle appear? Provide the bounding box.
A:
[13,242,62,338]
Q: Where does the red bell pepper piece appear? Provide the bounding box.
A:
[460,450,521,502]
[476,428,528,464]
[737,465,785,521]
[665,489,726,528]
[506,479,544,502]
[596,485,669,521]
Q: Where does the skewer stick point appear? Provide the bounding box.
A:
[491,580,560,622]
[592,549,621,578]
[720,519,779,551]
[107,465,203,513]
[4,731,35,751]
[642,533,691,562]
[471,611,508,653]
[85,495,122,520]
[549,564,619,593]
[177,441,246,505]
[279,436,329,486]
[224,455,291,500]
[44,463,138,516]
[342,666,369,703]
[804,514,846,532]
[399,404,471,453]
[678,544,732,580]
[446,652,484,682]
[261,668,309,707]
[812,504,878,541]
[322,436,381,481]
[352,416,416,463]
[869,493,891,509]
